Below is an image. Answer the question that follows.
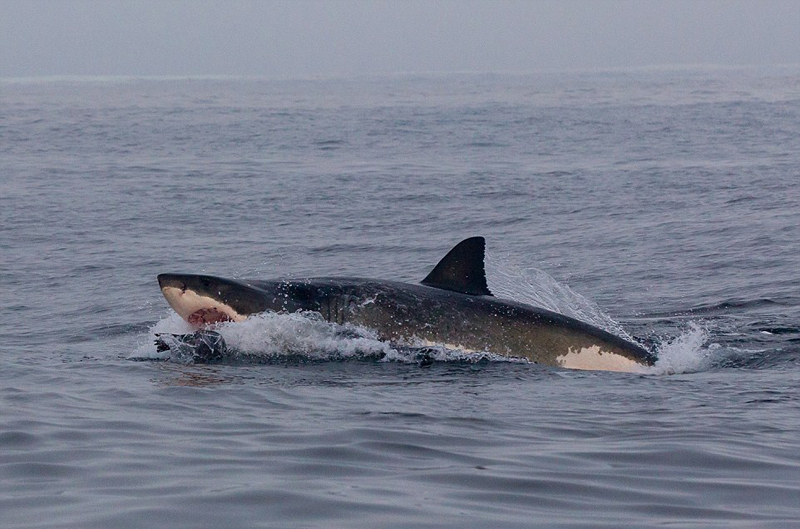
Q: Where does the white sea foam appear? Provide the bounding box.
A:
[644,323,713,375]
[217,311,392,360]
[131,312,195,361]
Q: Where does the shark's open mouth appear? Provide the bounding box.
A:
[187,307,233,326]
[159,284,243,327]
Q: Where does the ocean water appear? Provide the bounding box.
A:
[2,68,800,528]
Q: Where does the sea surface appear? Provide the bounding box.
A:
[2,68,800,528]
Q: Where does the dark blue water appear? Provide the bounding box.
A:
[3,69,800,528]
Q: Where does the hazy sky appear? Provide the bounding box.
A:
[2,0,799,78]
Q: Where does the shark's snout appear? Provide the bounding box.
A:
[157,273,185,292]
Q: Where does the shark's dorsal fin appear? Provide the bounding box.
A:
[421,237,493,296]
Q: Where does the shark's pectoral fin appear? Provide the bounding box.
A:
[421,237,493,296]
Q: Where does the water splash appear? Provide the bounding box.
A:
[484,252,727,375]
[131,311,524,365]
[485,250,634,340]
[133,311,387,362]
[218,311,392,360]
[645,323,712,375]
[131,312,194,361]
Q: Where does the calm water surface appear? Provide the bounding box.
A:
[2,69,800,528]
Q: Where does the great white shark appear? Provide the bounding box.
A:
[157,237,656,372]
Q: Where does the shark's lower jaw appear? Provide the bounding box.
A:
[161,286,246,327]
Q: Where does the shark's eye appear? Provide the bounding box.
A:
[200,277,211,288]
